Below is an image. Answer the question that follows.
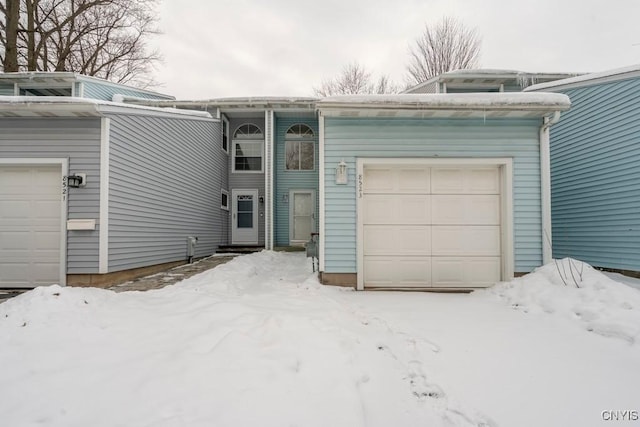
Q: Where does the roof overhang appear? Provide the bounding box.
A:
[316,93,571,119]
[0,96,213,120]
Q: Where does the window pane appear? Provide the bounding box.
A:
[237,213,253,228]
[300,142,314,170]
[234,141,263,171]
[285,141,300,170]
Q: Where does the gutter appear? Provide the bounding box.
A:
[540,110,561,264]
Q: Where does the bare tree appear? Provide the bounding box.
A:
[0,0,160,87]
[314,62,400,96]
[406,16,481,86]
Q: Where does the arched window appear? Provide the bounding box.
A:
[285,124,315,171]
[233,124,264,172]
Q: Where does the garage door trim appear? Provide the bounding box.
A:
[1,158,68,287]
[356,157,513,290]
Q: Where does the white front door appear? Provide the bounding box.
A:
[0,165,63,288]
[289,190,315,245]
[232,189,259,245]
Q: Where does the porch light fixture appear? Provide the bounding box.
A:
[335,159,348,185]
[67,173,86,188]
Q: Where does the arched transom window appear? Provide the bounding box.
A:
[233,124,264,172]
[285,124,315,171]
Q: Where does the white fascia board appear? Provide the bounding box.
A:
[99,118,111,274]
[525,64,640,92]
[318,114,326,272]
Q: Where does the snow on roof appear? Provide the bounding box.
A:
[525,64,640,91]
[0,96,213,119]
[317,93,571,111]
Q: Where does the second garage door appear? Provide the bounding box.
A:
[361,164,502,288]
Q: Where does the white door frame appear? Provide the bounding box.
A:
[356,157,513,291]
[0,158,69,286]
[289,189,316,245]
[231,189,259,245]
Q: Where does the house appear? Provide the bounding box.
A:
[0,73,224,287]
[405,69,579,94]
[525,65,640,274]
[0,72,572,289]
[315,93,570,289]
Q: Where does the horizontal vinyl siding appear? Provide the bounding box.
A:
[81,81,172,101]
[274,116,319,246]
[0,84,14,95]
[0,118,101,273]
[323,117,543,274]
[549,77,640,271]
[107,114,223,272]
[229,117,265,245]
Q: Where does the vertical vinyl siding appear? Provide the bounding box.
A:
[274,116,319,246]
[549,77,640,271]
[0,118,101,273]
[323,117,543,274]
[106,113,223,272]
[229,117,266,245]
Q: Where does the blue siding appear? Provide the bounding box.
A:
[274,115,319,246]
[323,117,543,274]
[0,118,102,273]
[549,77,640,271]
[81,80,173,101]
[0,83,14,96]
[106,113,224,272]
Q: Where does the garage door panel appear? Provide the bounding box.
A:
[432,167,500,194]
[364,166,430,194]
[364,256,431,287]
[364,225,431,256]
[432,226,500,256]
[363,195,430,224]
[363,168,395,192]
[432,257,501,287]
[432,195,500,225]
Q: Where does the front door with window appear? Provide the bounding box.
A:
[289,190,315,245]
[232,189,259,245]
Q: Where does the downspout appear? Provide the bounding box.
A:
[540,111,561,264]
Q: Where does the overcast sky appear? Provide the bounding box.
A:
[151,0,640,99]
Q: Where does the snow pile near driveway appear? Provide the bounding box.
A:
[487,258,640,345]
[0,252,492,427]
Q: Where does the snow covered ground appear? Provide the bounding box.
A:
[1,252,639,427]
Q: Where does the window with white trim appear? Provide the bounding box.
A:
[285,124,315,171]
[221,189,229,210]
[233,124,264,172]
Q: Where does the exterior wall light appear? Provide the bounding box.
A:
[335,159,348,185]
[67,173,86,188]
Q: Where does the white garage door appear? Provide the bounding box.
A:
[362,164,502,288]
[0,165,62,288]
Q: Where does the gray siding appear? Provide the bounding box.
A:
[0,118,102,273]
[106,113,224,272]
[81,81,173,101]
[274,115,319,246]
[229,116,266,245]
[0,83,14,96]
[548,77,640,271]
[323,117,544,274]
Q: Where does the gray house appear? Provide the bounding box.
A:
[526,65,640,274]
[0,74,224,288]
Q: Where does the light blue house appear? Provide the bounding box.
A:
[315,94,571,289]
[1,72,572,290]
[526,65,640,274]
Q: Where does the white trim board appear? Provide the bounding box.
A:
[318,114,326,271]
[99,118,111,274]
[355,157,514,291]
[0,157,69,286]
